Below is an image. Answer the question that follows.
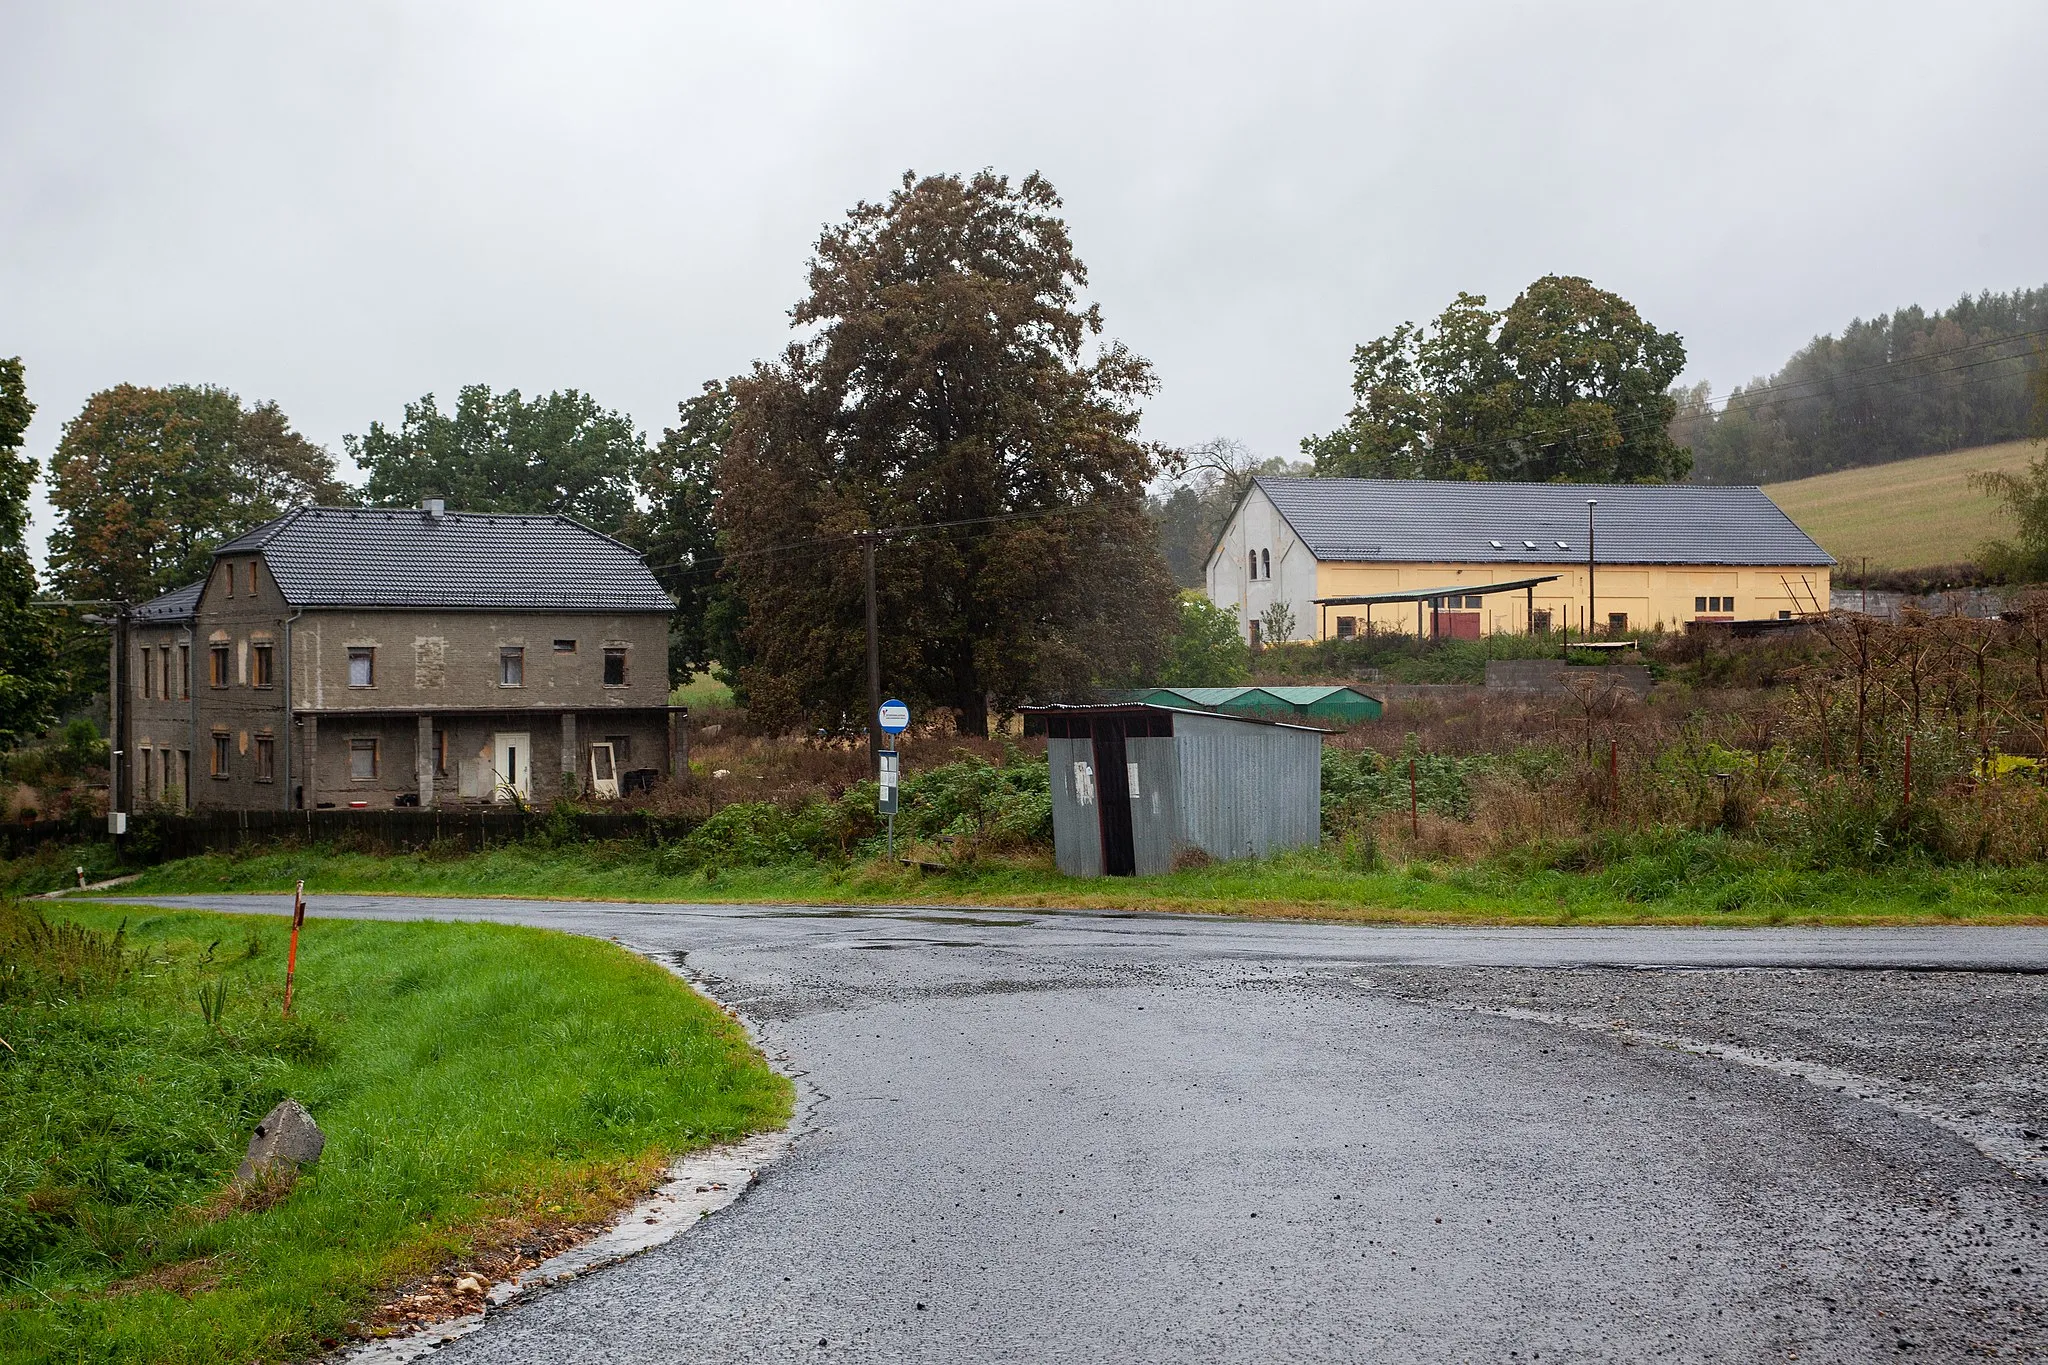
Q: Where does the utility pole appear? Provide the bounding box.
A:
[111,602,132,852]
[857,529,893,779]
[1586,500,1598,637]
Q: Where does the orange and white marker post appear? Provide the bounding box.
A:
[282,879,307,1016]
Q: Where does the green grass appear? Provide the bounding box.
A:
[0,901,790,1364]
[111,836,2048,928]
[670,670,734,710]
[1764,439,2040,570]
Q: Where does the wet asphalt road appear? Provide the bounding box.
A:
[100,896,2048,1362]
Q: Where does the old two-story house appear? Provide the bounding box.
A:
[116,500,679,811]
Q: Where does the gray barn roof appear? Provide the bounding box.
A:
[1251,476,1835,567]
[134,579,204,624]
[213,506,673,612]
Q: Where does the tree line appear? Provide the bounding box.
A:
[1672,285,2048,485]
[4,171,1187,746]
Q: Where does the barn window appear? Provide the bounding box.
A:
[1531,609,1552,632]
[1336,616,1357,639]
[1695,596,1707,612]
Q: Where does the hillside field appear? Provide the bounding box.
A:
[1762,439,2041,571]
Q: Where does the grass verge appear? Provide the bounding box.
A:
[113,835,2048,927]
[0,900,791,1365]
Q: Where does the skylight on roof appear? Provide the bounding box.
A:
[1488,540,1504,549]
[1555,540,1570,549]
[1523,540,1537,549]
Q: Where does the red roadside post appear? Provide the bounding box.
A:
[283,879,307,1017]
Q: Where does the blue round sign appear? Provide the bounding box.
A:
[878,700,911,734]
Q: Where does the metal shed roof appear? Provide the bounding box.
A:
[1251,476,1835,567]
[1019,702,1328,734]
[133,579,204,624]
[212,506,673,612]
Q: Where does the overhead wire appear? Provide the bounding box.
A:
[639,323,2048,582]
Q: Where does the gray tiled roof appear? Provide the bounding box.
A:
[1253,476,1835,567]
[133,579,204,623]
[214,507,673,612]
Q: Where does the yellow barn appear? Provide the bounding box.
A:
[1208,476,1834,643]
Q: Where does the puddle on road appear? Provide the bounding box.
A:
[845,938,986,951]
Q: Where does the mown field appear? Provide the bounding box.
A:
[0,902,790,1365]
[1763,438,2039,570]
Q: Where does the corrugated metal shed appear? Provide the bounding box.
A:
[1024,704,1323,877]
[212,506,673,612]
[1252,476,1835,567]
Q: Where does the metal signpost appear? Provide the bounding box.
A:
[282,879,308,1017]
[878,700,909,855]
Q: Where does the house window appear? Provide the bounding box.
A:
[209,644,230,688]
[1261,549,1271,579]
[160,645,172,698]
[211,731,231,777]
[1695,596,1708,612]
[1458,595,1483,609]
[348,647,375,688]
[1249,619,1262,649]
[1531,609,1553,632]
[349,738,378,780]
[553,639,578,653]
[500,647,525,687]
[178,644,190,698]
[247,562,257,595]
[252,643,274,688]
[603,647,628,686]
[1336,615,1357,639]
[139,647,152,698]
[223,562,234,598]
[254,734,275,782]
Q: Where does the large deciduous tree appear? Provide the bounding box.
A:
[0,358,61,744]
[626,381,733,681]
[720,170,1178,737]
[348,385,642,536]
[1305,275,1691,483]
[47,384,345,605]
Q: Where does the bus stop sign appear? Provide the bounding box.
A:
[878,700,910,734]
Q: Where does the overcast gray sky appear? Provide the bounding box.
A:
[5,1,2045,553]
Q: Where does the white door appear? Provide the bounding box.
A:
[492,732,531,802]
[588,742,619,799]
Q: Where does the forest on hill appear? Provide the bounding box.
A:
[1674,285,2048,485]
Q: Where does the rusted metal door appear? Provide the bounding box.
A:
[1445,611,1481,640]
[1091,719,1136,876]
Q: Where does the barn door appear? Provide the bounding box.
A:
[1091,719,1136,876]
